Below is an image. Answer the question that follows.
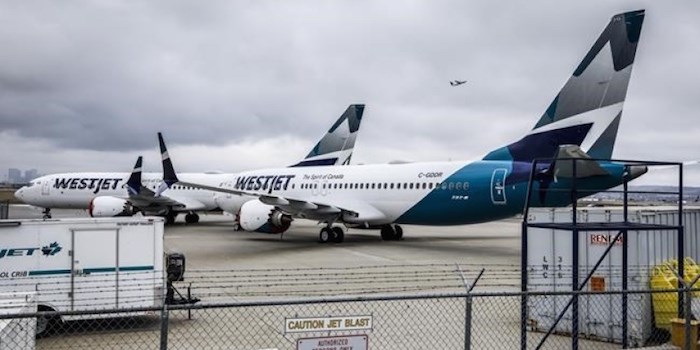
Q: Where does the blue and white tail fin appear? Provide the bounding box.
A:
[290,104,365,167]
[157,132,179,197]
[483,10,645,162]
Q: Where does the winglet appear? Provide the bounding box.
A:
[157,132,179,196]
[126,156,143,196]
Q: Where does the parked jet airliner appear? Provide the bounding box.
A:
[171,10,649,243]
[14,105,366,224]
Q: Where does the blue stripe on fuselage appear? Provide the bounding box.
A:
[396,160,630,225]
[396,161,529,225]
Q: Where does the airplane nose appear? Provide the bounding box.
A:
[14,187,25,201]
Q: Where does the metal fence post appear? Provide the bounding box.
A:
[465,293,473,350]
[457,266,484,350]
[160,304,169,350]
[685,285,691,350]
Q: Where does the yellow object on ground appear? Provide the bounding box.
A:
[670,318,699,350]
[650,264,679,330]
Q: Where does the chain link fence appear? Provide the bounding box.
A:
[1,289,698,349]
[2,265,699,349]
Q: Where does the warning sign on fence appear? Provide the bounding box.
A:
[297,335,368,350]
[285,315,373,333]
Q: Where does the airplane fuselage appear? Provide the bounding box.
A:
[216,159,633,226]
[15,172,229,211]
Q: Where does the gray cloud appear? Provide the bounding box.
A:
[1,1,698,182]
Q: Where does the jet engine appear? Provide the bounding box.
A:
[88,196,135,217]
[213,193,246,215]
[238,200,292,233]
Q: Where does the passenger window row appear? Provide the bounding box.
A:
[298,182,469,191]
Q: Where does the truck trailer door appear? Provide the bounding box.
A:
[70,228,119,311]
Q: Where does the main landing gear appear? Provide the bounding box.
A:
[165,212,177,225]
[184,212,200,224]
[319,226,345,244]
[380,224,403,241]
[42,208,52,219]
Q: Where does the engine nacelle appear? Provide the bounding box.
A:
[88,196,135,217]
[214,193,247,215]
[238,200,292,233]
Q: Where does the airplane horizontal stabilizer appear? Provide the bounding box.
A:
[546,145,610,178]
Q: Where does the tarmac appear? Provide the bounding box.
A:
[6,205,668,349]
[6,205,523,272]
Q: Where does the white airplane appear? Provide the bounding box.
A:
[170,10,649,243]
[14,105,366,224]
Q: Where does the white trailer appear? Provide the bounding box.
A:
[0,217,169,333]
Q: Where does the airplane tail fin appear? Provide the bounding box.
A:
[126,156,143,196]
[483,10,645,162]
[157,132,179,196]
[290,104,365,167]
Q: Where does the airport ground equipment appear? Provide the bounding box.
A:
[521,158,685,349]
[0,217,194,335]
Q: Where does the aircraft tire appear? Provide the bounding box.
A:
[185,213,199,224]
[331,227,345,243]
[394,225,403,240]
[380,225,395,241]
[165,213,176,225]
[319,227,332,243]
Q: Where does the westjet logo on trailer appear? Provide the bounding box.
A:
[0,242,63,259]
[54,178,123,194]
[234,175,295,194]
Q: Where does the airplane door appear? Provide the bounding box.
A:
[41,180,50,196]
[491,169,507,205]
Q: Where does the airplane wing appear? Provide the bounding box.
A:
[157,130,387,222]
[121,152,205,212]
[126,188,207,211]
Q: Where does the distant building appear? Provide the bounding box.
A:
[6,168,41,184]
[8,168,22,184]
[24,169,38,181]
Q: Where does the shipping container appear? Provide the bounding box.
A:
[526,207,700,346]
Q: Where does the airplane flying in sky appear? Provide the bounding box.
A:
[14,105,366,224]
[170,10,648,243]
[450,80,467,86]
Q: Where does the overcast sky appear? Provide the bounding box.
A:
[1,1,698,186]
